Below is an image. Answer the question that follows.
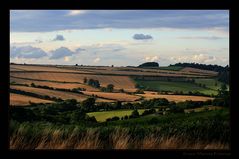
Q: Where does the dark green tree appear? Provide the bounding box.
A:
[107,84,114,92]
[81,97,96,112]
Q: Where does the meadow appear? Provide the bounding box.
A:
[134,79,218,95]
[87,109,146,122]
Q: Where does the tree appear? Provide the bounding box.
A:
[107,84,114,92]
[31,83,36,87]
[130,109,139,118]
[135,83,140,88]
[81,97,96,112]
[83,77,88,84]
[218,83,227,97]
[115,101,122,109]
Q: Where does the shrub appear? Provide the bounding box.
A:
[106,116,120,122]
[130,109,140,118]
[141,108,156,116]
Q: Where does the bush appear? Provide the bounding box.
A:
[135,89,145,94]
[141,108,156,116]
[85,116,97,123]
[130,109,140,118]
[106,116,120,122]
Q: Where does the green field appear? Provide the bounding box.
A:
[87,109,146,122]
[134,79,218,95]
[158,66,183,71]
[194,78,228,90]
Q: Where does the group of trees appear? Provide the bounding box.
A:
[84,77,115,92]
[171,62,227,72]
[84,78,100,88]
[10,99,97,124]
[100,84,114,92]
[138,62,159,68]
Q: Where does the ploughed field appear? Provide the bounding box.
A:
[138,91,213,102]
[10,93,53,106]
[10,64,219,106]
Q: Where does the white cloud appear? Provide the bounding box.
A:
[170,54,227,65]
[67,10,87,16]
[144,56,159,62]
[93,57,100,63]
[64,56,70,62]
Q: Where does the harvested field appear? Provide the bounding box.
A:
[82,91,141,102]
[10,93,53,106]
[181,67,218,76]
[10,64,91,73]
[137,92,213,102]
[11,72,136,91]
[74,66,212,77]
[82,68,209,78]
[10,77,99,91]
[10,85,114,103]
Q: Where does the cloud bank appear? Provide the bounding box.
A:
[10,46,47,58]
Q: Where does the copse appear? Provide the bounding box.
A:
[81,97,96,112]
[106,84,114,92]
[138,62,159,68]
[87,79,100,88]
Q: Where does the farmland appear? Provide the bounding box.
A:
[9,63,230,150]
[10,85,114,103]
[10,93,53,106]
[82,91,141,102]
[87,109,146,122]
[137,91,213,102]
[134,79,218,95]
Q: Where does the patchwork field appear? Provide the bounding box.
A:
[10,93,53,106]
[82,91,141,102]
[10,64,91,73]
[11,72,136,91]
[181,67,218,76]
[10,77,100,91]
[10,85,114,103]
[134,79,218,95]
[10,64,223,106]
[138,91,213,102]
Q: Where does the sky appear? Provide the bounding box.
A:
[10,10,229,66]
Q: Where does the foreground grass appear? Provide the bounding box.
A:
[10,108,230,149]
[87,109,146,122]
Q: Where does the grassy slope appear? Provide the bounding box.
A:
[158,66,183,71]
[87,109,146,122]
[134,80,217,95]
[194,78,228,90]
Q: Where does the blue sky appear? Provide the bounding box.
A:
[10,10,229,66]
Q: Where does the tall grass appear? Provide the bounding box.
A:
[10,124,229,149]
[9,109,230,149]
